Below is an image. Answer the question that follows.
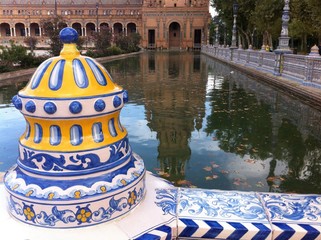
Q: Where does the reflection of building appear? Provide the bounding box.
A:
[0,0,210,49]
[140,52,207,180]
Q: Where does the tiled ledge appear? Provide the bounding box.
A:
[1,172,321,240]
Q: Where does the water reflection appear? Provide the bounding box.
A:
[0,51,321,193]
[204,59,321,193]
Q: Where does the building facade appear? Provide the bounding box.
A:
[0,0,210,49]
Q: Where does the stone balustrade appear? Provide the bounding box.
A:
[202,45,321,89]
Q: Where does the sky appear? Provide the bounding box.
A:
[209,5,217,17]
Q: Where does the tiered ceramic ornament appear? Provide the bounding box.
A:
[4,27,146,228]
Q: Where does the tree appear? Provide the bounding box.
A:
[23,36,38,54]
[41,16,67,56]
[93,26,112,51]
[0,41,28,70]
[211,0,321,52]
[0,40,44,72]
[115,33,141,53]
[250,0,283,49]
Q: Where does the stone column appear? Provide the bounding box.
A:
[305,45,321,83]
[274,0,292,76]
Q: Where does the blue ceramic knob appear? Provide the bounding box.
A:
[12,95,22,110]
[69,101,82,114]
[44,101,57,114]
[113,96,122,108]
[94,99,106,112]
[25,100,36,113]
[59,27,78,44]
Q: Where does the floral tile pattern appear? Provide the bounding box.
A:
[1,177,321,240]
[177,188,269,223]
[259,193,321,224]
[175,188,272,240]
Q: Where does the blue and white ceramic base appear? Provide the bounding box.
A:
[1,171,321,239]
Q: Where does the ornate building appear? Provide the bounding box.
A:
[0,0,210,49]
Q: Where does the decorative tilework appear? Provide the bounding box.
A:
[155,188,178,217]
[177,218,272,239]
[272,223,321,240]
[134,225,173,240]
[260,193,321,240]
[177,188,268,222]
[259,193,321,224]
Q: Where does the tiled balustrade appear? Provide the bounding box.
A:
[202,45,321,89]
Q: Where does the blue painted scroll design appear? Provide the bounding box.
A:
[5,156,145,200]
[19,138,130,171]
[260,193,321,222]
[8,187,144,227]
[155,189,178,216]
[178,189,267,221]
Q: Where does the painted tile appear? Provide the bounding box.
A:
[177,188,269,222]
[259,193,321,224]
[176,188,272,239]
[271,223,321,240]
[116,172,177,239]
[260,193,321,240]
[177,218,272,240]
[134,222,176,240]
[0,184,130,240]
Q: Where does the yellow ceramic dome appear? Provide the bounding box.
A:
[5,27,146,228]
[20,31,122,98]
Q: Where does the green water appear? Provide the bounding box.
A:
[1,51,321,194]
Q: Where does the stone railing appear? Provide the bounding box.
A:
[202,45,321,89]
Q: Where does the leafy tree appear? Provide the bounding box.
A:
[23,36,38,54]
[0,41,46,72]
[41,16,67,56]
[305,0,321,45]
[250,0,283,49]
[289,0,313,53]
[93,26,112,51]
[115,33,141,53]
[0,41,28,70]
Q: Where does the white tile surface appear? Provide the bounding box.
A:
[115,172,176,239]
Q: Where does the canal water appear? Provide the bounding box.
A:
[1,51,321,194]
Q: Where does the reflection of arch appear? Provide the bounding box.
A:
[30,23,40,36]
[72,22,82,36]
[15,22,26,36]
[168,22,180,48]
[127,22,136,34]
[86,22,96,36]
[0,23,11,36]
[113,22,123,35]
